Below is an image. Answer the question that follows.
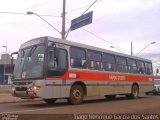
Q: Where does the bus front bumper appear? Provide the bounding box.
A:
[11,87,38,99]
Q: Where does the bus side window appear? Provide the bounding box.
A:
[70,47,86,69]
[139,67,144,74]
[72,59,82,68]
[48,48,68,76]
[87,50,102,70]
[137,60,145,74]
[94,61,101,70]
[102,53,116,72]
[127,58,138,74]
[88,60,94,69]
[57,50,66,69]
[82,60,87,68]
[116,56,128,73]
[48,48,57,70]
[145,62,153,75]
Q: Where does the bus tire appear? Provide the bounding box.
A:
[127,84,139,99]
[68,85,84,105]
[44,98,57,105]
[145,92,149,95]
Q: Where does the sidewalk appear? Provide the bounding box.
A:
[0,93,42,104]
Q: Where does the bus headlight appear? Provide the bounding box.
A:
[34,86,41,90]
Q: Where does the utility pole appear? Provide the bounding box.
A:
[2,44,7,83]
[62,0,66,39]
[131,41,133,56]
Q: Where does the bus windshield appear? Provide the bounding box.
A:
[13,45,45,80]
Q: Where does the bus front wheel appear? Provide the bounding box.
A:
[68,85,84,105]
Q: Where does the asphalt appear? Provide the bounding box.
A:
[0,93,42,104]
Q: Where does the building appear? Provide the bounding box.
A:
[0,54,15,84]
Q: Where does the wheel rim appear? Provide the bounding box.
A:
[133,86,138,97]
[73,89,81,100]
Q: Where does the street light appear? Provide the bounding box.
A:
[110,46,124,53]
[26,11,61,37]
[135,42,156,56]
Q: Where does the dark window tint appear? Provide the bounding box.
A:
[145,62,153,75]
[70,47,85,59]
[137,60,145,74]
[58,50,68,69]
[48,48,68,76]
[116,56,128,73]
[102,53,116,71]
[87,50,101,70]
[70,47,86,68]
[127,58,138,73]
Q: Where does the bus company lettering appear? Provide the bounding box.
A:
[109,75,126,81]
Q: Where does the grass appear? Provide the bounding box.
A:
[0,84,11,94]
[0,90,10,94]
[0,83,11,85]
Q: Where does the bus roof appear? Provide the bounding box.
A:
[21,36,152,63]
[47,36,152,63]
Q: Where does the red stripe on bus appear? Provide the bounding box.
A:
[46,70,153,83]
[63,71,153,82]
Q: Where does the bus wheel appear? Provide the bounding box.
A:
[105,95,116,100]
[68,85,84,105]
[127,85,139,99]
[44,98,57,105]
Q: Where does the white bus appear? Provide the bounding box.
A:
[11,36,154,105]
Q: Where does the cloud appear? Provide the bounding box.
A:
[0,0,160,58]
[139,52,160,59]
[70,0,160,53]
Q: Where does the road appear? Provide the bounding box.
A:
[0,94,160,120]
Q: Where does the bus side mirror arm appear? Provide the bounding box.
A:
[11,52,18,64]
[11,52,18,57]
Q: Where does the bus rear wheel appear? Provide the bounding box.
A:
[68,85,84,105]
[44,98,57,105]
[126,85,139,99]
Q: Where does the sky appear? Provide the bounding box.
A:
[0,0,160,71]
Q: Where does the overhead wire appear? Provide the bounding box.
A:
[0,12,61,17]
[82,0,99,15]
[66,0,103,14]
[82,28,131,54]
[65,17,130,54]
[65,0,101,39]
[0,12,26,15]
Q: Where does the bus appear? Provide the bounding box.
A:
[11,36,154,105]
